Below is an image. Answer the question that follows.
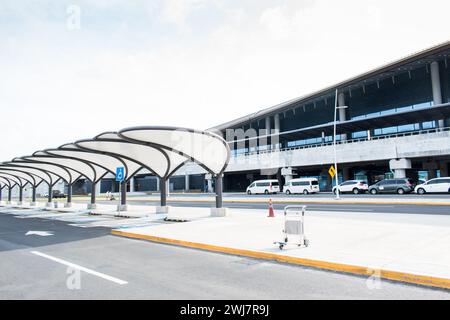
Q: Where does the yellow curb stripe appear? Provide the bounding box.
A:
[112,230,450,290]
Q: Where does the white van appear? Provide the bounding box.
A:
[415,177,450,194]
[284,178,320,195]
[246,180,280,195]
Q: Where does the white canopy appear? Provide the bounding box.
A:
[47,143,140,181]
[1,163,58,186]
[0,172,25,187]
[75,132,188,179]
[9,159,71,185]
[0,168,42,187]
[119,126,230,175]
[25,151,101,183]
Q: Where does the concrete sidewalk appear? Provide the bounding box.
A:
[112,207,450,289]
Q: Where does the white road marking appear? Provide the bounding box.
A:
[30,251,128,285]
[26,231,54,236]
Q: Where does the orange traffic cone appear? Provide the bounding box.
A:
[268,198,275,217]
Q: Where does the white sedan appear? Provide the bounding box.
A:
[415,177,450,194]
[332,180,368,195]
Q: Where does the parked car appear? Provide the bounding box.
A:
[246,180,280,195]
[368,178,414,195]
[284,178,320,195]
[52,190,66,198]
[415,177,450,194]
[332,180,368,195]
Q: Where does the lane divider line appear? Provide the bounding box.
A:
[30,251,128,285]
[112,230,450,290]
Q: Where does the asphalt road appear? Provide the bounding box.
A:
[94,199,450,215]
[0,212,449,299]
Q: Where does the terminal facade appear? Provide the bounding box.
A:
[36,41,450,197]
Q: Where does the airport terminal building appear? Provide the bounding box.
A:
[54,41,450,197]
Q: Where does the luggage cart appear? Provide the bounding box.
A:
[274,205,309,250]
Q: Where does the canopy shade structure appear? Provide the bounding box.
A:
[0,176,15,188]
[0,164,53,186]
[27,151,101,183]
[11,158,76,184]
[118,126,230,175]
[0,168,42,187]
[0,171,30,188]
[75,132,188,179]
[118,126,230,210]
[46,144,128,182]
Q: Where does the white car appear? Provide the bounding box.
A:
[246,180,280,195]
[284,178,320,195]
[415,177,450,194]
[332,180,368,194]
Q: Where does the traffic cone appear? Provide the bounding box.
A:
[268,198,275,217]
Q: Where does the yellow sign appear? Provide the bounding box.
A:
[328,165,336,178]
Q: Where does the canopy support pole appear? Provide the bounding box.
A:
[87,181,97,210]
[7,186,12,204]
[156,177,169,214]
[31,186,36,206]
[46,184,53,208]
[211,174,227,217]
[18,186,23,205]
[65,184,73,208]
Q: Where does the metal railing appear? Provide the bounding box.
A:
[231,126,450,158]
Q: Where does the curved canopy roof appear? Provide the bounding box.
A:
[75,132,188,179]
[1,163,57,186]
[9,159,71,184]
[25,151,101,183]
[0,171,26,187]
[46,143,131,181]
[119,126,230,175]
[0,176,15,188]
[0,167,43,187]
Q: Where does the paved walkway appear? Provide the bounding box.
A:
[112,206,450,289]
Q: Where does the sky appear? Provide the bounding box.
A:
[0,0,449,160]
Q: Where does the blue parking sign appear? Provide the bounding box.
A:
[116,167,125,182]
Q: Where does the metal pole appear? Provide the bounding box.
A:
[334,89,340,200]
[0,187,2,202]
[48,184,52,203]
[215,174,223,208]
[19,186,23,203]
[8,187,12,202]
[160,177,167,207]
[90,181,96,205]
[67,184,72,204]
[121,180,126,206]
[32,186,36,203]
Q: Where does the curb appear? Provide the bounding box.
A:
[112,230,450,290]
[111,198,450,206]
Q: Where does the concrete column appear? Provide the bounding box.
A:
[273,114,280,150]
[129,177,135,192]
[390,159,411,179]
[265,116,271,150]
[65,184,72,208]
[430,61,444,128]
[207,178,213,193]
[185,174,190,192]
[338,93,348,140]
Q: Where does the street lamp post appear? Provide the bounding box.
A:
[333,89,348,200]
